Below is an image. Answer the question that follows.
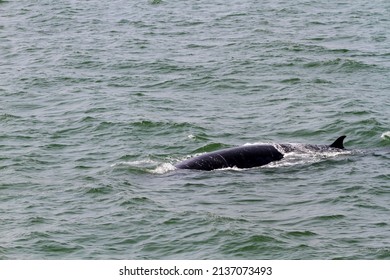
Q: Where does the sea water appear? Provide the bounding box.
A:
[1,0,389,259]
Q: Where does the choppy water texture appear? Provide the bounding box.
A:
[1,0,389,259]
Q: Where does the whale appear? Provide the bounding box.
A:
[175,136,346,171]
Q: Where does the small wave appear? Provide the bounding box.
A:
[111,159,160,174]
[0,113,22,121]
[243,142,272,146]
[381,131,390,140]
[150,163,176,174]
[219,166,248,172]
[112,159,177,174]
[303,58,375,73]
[284,230,317,237]
[111,159,157,168]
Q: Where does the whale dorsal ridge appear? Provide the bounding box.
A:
[329,135,346,149]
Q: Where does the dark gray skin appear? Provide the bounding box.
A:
[175,136,346,171]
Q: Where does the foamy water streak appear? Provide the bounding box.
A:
[151,163,177,174]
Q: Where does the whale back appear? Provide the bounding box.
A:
[175,136,347,171]
[175,144,284,171]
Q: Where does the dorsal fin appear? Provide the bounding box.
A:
[329,135,346,149]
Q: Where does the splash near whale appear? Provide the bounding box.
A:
[175,136,346,171]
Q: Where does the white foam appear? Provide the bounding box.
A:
[381,131,390,140]
[271,143,352,168]
[111,159,157,167]
[243,142,271,146]
[150,163,177,174]
[218,166,247,171]
[111,159,177,174]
